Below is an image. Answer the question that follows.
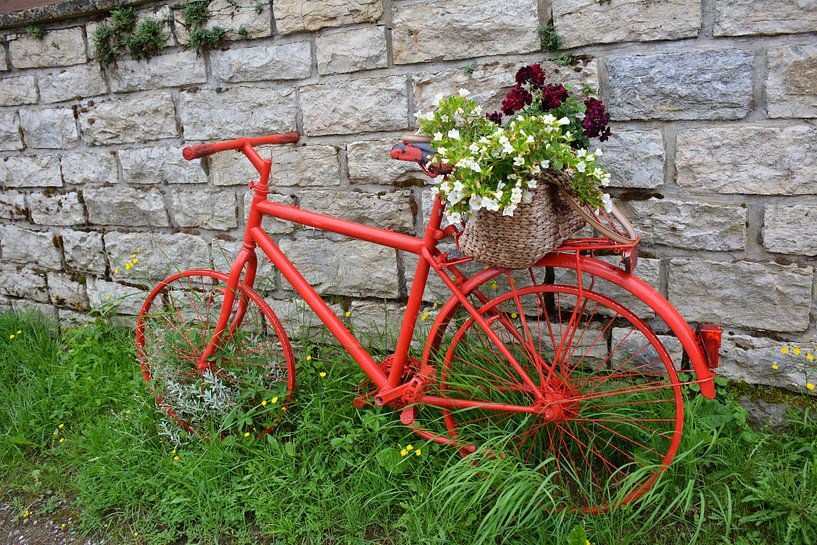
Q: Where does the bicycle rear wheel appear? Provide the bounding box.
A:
[428,283,683,511]
[136,270,295,436]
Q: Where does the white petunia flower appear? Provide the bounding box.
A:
[576,149,587,158]
[526,135,535,144]
[575,161,587,173]
[502,203,517,216]
[468,143,481,153]
[528,178,538,189]
[558,117,570,125]
[475,105,483,115]
[540,159,550,169]
[433,132,443,142]
[425,112,435,121]
[447,128,461,140]
[458,88,469,97]
[601,193,613,213]
[434,93,446,106]
[513,156,526,167]
[484,198,500,212]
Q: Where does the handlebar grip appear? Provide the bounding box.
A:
[182,144,217,160]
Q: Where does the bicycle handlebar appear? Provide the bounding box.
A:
[182,131,300,161]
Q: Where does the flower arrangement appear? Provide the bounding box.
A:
[415,64,613,224]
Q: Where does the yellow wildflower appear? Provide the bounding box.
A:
[136,247,142,252]
[306,355,312,361]
[9,334,14,340]
[171,449,176,455]
[807,383,815,391]
[173,455,180,461]
[16,330,21,334]
[400,449,408,457]
[771,363,779,370]
[793,347,801,355]
[271,396,279,404]
[133,258,138,264]
[261,400,267,406]
[114,268,119,274]
[420,311,431,321]
[511,313,518,319]
[244,432,250,437]
[105,295,111,301]
[781,346,789,354]
[345,311,351,317]
[415,449,421,456]
[131,254,137,259]
[61,523,66,529]
[808,354,815,361]
[53,430,58,436]
[319,371,327,378]
[490,280,498,290]
[59,438,64,443]
[58,423,64,429]
[406,444,413,451]
[125,263,132,270]
[433,302,439,309]
[23,510,29,518]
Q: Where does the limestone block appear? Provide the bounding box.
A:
[766,45,817,119]
[264,297,343,339]
[84,186,169,227]
[714,0,817,36]
[110,49,207,92]
[0,224,62,269]
[629,198,746,251]
[39,64,107,103]
[552,0,701,47]
[20,108,79,149]
[300,76,407,136]
[61,229,107,274]
[0,156,61,188]
[610,328,685,371]
[0,190,27,220]
[28,190,86,226]
[316,26,387,75]
[179,86,296,140]
[606,50,753,120]
[174,0,272,44]
[598,130,663,189]
[0,44,6,71]
[0,111,22,151]
[0,265,49,302]
[0,75,37,106]
[719,332,817,395]
[8,28,86,68]
[58,308,96,328]
[668,259,812,332]
[169,188,238,230]
[412,58,599,114]
[763,205,817,256]
[211,42,311,83]
[241,192,298,234]
[676,125,817,194]
[103,231,211,281]
[61,151,118,185]
[299,189,415,233]
[392,0,539,65]
[348,299,406,345]
[86,277,145,315]
[277,237,400,298]
[273,0,382,35]
[47,271,88,309]
[347,138,424,185]
[78,92,178,145]
[10,299,58,320]
[119,146,207,185]
[210,144,340,187]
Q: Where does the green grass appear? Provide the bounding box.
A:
[2,311,817,544]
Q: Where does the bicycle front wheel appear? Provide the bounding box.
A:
[429,283,683,511]
[136,270,295,436]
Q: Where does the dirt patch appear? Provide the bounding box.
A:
[0,501,104,545]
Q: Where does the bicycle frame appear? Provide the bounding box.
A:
[194,136,718,417]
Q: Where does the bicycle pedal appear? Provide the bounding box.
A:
[400,405,416,425]
[353,390,375,409]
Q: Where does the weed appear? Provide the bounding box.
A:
[127,19,164,61]
[182,0,211,29]
[553,53,576,66]
[539,24,562,52]
[237,25,250,40]
[25,25,45,40]
[462,63,476,77]
[255,1,264,14]
[189,26,227,50]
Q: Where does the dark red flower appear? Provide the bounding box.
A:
[501,84,532,115]
[515,63,546,90]
[541,84,568,110]
[582,98,612,141]
[486,111,503,125]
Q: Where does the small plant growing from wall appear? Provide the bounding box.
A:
[92,6,165,66]
[25,25,46,39]
[539,25,562,52]
[182,0,227,51]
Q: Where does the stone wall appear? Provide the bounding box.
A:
[0,0,816,393]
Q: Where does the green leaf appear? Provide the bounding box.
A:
[566,525,588,545]
[284,441,296,457]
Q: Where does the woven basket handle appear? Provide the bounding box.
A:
[555,185,638,244]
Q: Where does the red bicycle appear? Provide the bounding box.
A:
[135,131,722,511]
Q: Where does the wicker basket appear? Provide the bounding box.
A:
[458,169,585,269]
